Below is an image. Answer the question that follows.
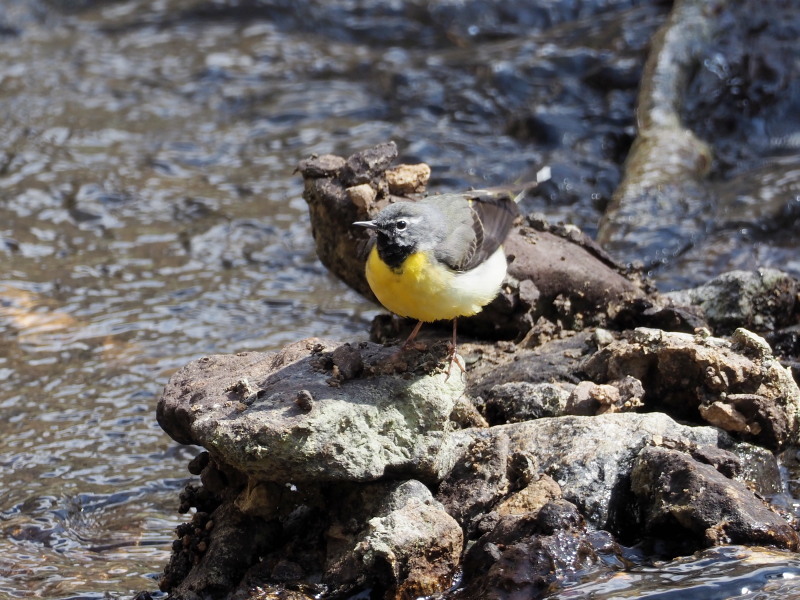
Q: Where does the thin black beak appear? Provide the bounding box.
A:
[353,220,378,230]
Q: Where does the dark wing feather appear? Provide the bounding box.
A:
[459,191,519,271]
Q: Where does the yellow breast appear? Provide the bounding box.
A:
[364,246,504,322]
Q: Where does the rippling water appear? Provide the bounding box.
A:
[0,1,379,596]
[552,546,800,599]
[0,1,798,598]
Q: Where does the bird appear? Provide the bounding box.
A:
[353,187,521,376]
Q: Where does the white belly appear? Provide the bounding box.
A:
[445,248,508,315]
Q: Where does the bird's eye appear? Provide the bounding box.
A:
[395,220,407,231]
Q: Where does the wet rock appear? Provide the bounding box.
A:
[681,0,800,175]
[666,269,800,335]
[597,0,800,284]
[161,503,281,597]
[631,446,800,552]
[596,0,716,267]
[440,412,745,532]
[458,500,620,600]
[157,338,465,483]
[583,327,800,451]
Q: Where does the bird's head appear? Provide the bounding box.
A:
[353,202,444,256]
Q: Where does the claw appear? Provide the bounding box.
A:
[444,349,466,381]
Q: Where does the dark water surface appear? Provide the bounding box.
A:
[0,1,798,598]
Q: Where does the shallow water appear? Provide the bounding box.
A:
[552,546,800,599]
[0,1,798,598]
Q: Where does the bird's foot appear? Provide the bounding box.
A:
[400,339,428,353]
[444,343,466,381]
[387,340,428,366]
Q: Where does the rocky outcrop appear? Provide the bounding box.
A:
[153,140,800,600]
[156,337,795,599]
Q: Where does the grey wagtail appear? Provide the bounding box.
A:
[353,188,520,374]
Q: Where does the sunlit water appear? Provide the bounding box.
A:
[0,1,798,598]
[552,546,800,599]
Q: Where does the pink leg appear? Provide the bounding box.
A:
[445,318,466,379]
[401,320,424,350]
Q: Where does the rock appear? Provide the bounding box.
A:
[582,327,800,451]
[384,163,430,195]
[666,269,800,334]
[157,338,465,483]
[631,446,800,551]
[503,224,647,329]
[347,183,376,210]
[330,342,364,380]
[449,395,489,429]
[300,144,399,300]
[458,500,621,600]
[165,478,462,600]
[157,331,794,599]
[296,153,346,178]
[688,444,742,479]
[335,480,463,599]
[340,141,399,187]
[161,503,281,597]
[439,412,780,533]
[436,430,517,538]
[468,331,595,402]
[495,475,562,518]
[565,376,644,416]
[483,381,573,424]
